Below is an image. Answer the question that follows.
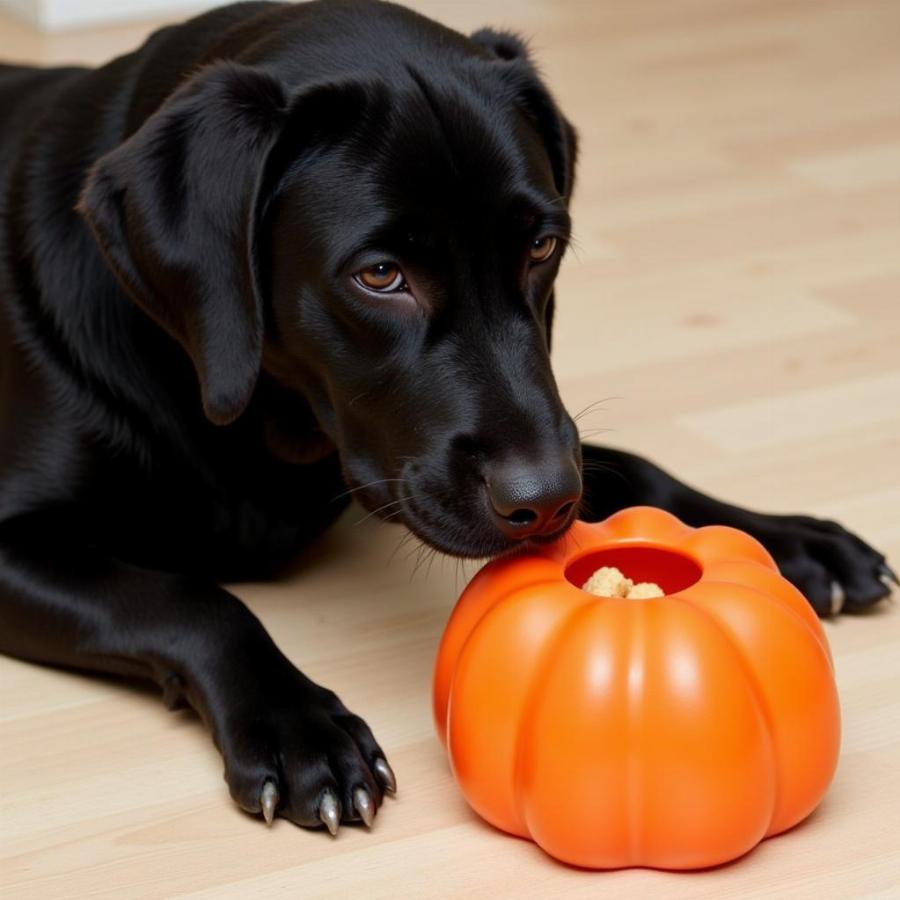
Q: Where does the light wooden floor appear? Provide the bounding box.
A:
[2,1,899,897]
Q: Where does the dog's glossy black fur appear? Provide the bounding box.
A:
[0,0,893,832]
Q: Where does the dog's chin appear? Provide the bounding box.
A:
[391,498,577,561]
[350,468,579,560]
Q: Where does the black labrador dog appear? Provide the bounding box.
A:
[0,0,894,834]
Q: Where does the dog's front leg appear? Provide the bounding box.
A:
[579,444,896,615]
[0,512,395,832]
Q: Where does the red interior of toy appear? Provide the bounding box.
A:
[565,545,703,596]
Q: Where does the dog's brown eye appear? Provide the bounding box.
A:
[355,263,405,293]
[529,235,558,263]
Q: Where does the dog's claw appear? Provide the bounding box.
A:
[260,780,278,826]
[354,786,375,828]
[319,790,340,836]
[830,581,845,616]
[374,757,397,795]
[879,562,899,588]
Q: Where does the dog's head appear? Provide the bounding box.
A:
[79,5,582,558]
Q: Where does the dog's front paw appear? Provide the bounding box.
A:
[216,674,396,833]
[746,513,896,616]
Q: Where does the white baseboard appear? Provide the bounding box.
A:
[0,0,37,25]
[0,0,222,31]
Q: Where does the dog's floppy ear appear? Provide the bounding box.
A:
[79,62,362,425]
[78,62,284,425]
[470,27,532,62]
[471,28,578,200]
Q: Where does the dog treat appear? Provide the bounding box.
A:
[582,565,664,599]
[625,580,665,599]
[582,566,631,597]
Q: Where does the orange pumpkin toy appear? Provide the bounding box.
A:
[432,506,840,870]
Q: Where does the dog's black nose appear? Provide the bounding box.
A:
[485,456,582,540]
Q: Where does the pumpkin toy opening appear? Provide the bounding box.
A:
[565,545,703,596]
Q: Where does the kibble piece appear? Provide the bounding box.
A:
[626,581,665,599]
[582,565,665,599]
[582,566,631,597]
